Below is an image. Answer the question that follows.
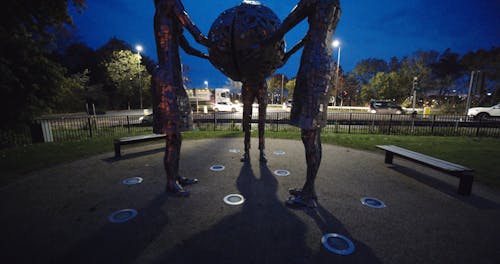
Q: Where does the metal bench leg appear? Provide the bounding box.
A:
[384,152,393,164]
[457,172,473,196]
[114,142,121,158]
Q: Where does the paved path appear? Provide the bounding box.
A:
[1,138,499,264]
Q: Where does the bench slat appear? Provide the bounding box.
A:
[376,144,473,195]
[376,145,472,172]
[116,134,165,143]
[114,134,166,158]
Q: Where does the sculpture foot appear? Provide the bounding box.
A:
[240,152,250,162]
[288,188,317,200]
[178,177,199,186]
[166,182,189,197]
[259,151,267,163]
[285,195,317,208]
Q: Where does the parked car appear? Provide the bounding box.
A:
[368,100,405,114]
[467,103,500,120]
[139,113,153,124]
[212,102,242,112]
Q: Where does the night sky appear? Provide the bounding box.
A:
[71,0,499,88]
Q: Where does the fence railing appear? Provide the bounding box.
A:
[1,112,499,147]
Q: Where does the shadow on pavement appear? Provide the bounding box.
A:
[102,147,164,163]
[60,194,170,264]
[305,204,382,263]
[390,165,500,209]
[152,161,381,264]
[152,162,312,264]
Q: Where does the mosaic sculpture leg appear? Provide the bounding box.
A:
[241,92,253,162]
[257,82,268,162]
[240,81,268,162]
[301,128,322,199]
[164,133,189,196]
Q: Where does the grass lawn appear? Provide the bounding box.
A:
[1,131,499,190]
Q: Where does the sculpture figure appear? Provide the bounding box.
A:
[152,0,210,196]
[265,0,341,207]
[207,1,285,163]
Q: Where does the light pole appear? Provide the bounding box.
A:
[411,76,418,113]
[201,80,208,112]
[332,40,341,107]
[135,45,143,109]
[280,74,285,104]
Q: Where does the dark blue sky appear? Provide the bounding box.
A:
[71,0,499,88]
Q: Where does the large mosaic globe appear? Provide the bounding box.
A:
[208,1,285,83]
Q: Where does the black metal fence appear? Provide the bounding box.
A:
[1,112,499,147]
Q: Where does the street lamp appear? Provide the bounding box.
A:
[411,76,418,113]
[332,40,341,107]
[135,45,143,109]
[199,80,209,113]
[281,74,284,104]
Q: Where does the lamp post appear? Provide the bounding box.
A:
[411,76,418,113]
[281,74,284,104]
[135,45,143,109]
[201,80,208,112]
[332,40,341,107]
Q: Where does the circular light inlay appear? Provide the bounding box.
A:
[122,177,143,185]
[274,170,290,177]
[223,194,245,205]
[321,233,355,255]
[108,209,138,223]
[360,197,386,208]
[210,165,225,172]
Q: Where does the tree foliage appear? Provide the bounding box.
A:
[1,0,87,128]
[104,50,150,109]
[267,74,289,102]
[351,58,388,85]
[285,78,296,98]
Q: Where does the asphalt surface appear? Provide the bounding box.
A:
[1,138,499,264]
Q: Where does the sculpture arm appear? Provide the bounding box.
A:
[179,34,209,59]
[266,0,311,45]
[281,35,307,66]
[173,0,211,47]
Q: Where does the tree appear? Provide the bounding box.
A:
[460,47,499,105]
[104,50,150,110]
[351,58,388,85]
[53,70,89,113]
[285,78,296,98]
[369,72,407,102]
[95,37,156,109]
[56,42,97,75]
[428,49,462,96]
[267,74,288,103]
[343,73,361,105]
[1,0,87,128]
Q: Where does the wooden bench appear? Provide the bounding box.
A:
[114,134,166,158]
[376,145,474,195]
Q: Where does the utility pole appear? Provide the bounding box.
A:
[465,71,476,116]
[332,40,341,107]
[411,76,418,113]
[281,74,284,104]
[135,45,143,109]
